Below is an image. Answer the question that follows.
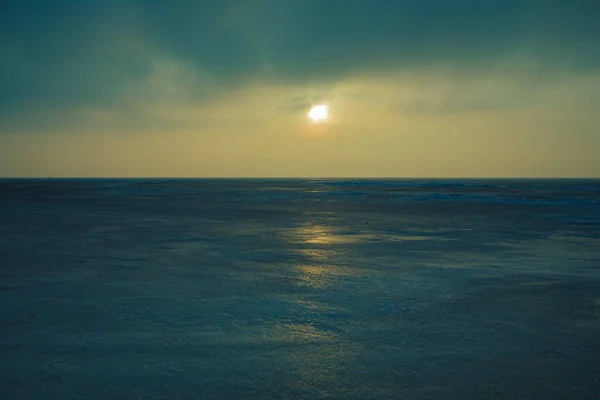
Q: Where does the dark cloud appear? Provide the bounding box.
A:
[136,0,600,78]
[1,0,152,123]
[1,0,599,131]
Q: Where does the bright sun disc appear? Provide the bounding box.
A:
[308,104,328,122]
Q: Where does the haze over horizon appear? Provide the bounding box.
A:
[1,0,599,178]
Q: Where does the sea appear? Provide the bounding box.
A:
[1,179,599,399]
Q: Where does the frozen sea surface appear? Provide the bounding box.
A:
[1,179,599,399]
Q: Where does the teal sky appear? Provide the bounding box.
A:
[1,0,599,177]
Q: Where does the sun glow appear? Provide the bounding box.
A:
[308,104,328,122]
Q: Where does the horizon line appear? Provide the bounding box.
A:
[1,176,599,180]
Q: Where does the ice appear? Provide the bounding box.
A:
[1,179,599,399]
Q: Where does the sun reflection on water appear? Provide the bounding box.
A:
[297,264,331,289]
[287,220,347,289]
[274,218,356,393]
[298,223,335,245]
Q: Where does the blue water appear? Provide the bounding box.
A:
[1,179,599,399]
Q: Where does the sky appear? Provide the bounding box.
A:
[1,0,599,178]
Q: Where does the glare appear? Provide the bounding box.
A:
[308,104,328,122]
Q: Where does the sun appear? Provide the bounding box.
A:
[308,104,328,122]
